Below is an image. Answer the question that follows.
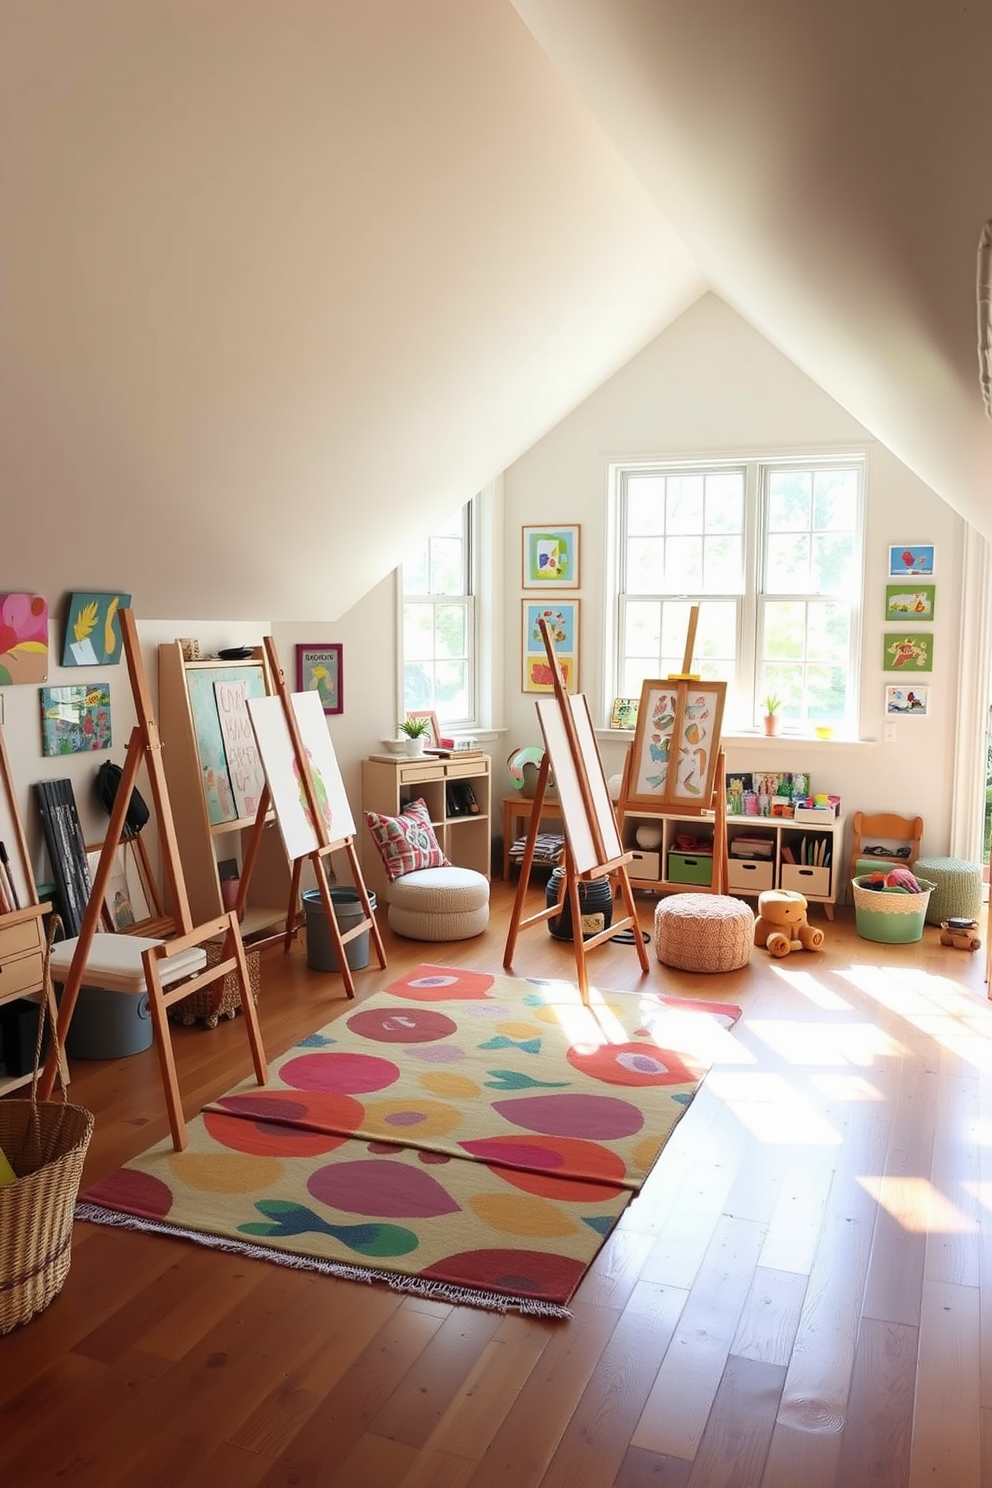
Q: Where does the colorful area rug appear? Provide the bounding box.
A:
[78,965,741,1317]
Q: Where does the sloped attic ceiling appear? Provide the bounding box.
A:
[3,3,990,626]
[514,0,992,540]
[0,1,702,621]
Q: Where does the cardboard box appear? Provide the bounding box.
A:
[727,859,774,893]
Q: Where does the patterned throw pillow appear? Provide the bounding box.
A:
[363,797,450,882]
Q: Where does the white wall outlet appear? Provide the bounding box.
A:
[883,720,897,743]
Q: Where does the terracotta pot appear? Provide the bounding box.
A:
[763,714,779,736]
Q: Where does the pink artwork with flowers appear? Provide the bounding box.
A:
[0,593,49,685]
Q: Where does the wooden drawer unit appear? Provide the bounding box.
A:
[362,754,492,901]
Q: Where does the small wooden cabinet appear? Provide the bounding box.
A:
[158,642,292,941]
[361,754,491,902]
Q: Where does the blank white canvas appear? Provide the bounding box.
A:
[536,694,621,874]
[247,691,356,862]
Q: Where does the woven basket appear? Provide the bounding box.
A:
[851,876,936,944]
[0,918,95,1334]
[169,940,261,1029]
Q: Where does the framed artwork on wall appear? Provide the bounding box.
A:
[885,684,929,717]
[40,683,112,756]
[522,600,579,693]
[609,697,639,730]
[0,593,48,684]
[884,583,935,623]
[296,643,343,714]
[882,632,933,672]
[522,525,580,588]
[887,544,935,578]
[62,592,131,667]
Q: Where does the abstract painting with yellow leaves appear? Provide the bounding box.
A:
[62,592,131,667]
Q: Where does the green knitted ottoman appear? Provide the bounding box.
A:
[913,857,983,925]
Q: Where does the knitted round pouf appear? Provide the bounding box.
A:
[654,893,754,973]
[387,865,490,941]
[913,857,983,926]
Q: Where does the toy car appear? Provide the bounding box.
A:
[939,917,982,951]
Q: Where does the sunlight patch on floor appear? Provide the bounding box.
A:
[705,1070,842,1145]
[747,1017,903,1067]
[769,964,853,1011]
[809,1072,886,1102]
[857,1174,978,1234]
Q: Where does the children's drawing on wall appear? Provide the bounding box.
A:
[887,545,935,578]
[62,592,131,666]
[40,683,112,756]
[885,685,929,717]
[0,593,49,684]
[884,584,936,623]
[882,633,933,671]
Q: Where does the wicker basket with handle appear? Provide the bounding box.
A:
[0,917,95,1334]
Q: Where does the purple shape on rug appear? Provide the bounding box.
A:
[493,1093,644,1139]
[345,1007,458,1044]
[308,1159,460,1218]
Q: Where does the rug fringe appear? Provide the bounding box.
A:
[74,1203,573,1320]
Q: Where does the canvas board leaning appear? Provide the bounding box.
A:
[247,690,356,863]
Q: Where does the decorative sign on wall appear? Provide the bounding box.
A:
[214,678,268,821]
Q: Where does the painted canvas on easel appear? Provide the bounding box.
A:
[627,678,726,810]
[247,690,356,862]
[186,664,268,826]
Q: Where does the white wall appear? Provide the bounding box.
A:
[501,294,967,863]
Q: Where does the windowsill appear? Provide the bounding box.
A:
[595,729,875,748]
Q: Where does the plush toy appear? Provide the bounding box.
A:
[754,889,825,958]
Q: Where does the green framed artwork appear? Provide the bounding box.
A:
[62,592,131,666]
[522,525,579,588]
[882,632,933,672]
[884,583,935,623]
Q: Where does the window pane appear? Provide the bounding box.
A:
[807,664,847,721]
[403,543,430,595]
[433,603,466,659]
[626,536,664,593]
[667,475,704,534]
[807,602,849,662]
[435,661,467,720]
[626,476,665,534]
[625,601,662,660]
[705,472,744,531]
[767,470,811,529]
[811,533,856,593]
[703,534,743,592]
[766,534,810,592]
[428,537,464,594]
[764,602,805,660]
[665,535,702,590]
[403,602,434,660]
[813,468,858,529]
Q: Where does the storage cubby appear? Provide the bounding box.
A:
[618,805,845,918]
[361,754,491,903]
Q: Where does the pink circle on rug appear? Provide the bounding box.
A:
[566,1040,695,1087]
[387,967,495,1001]
[280,1050,399,1093]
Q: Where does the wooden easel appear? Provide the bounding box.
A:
[616,604,730,894]
[236,636,385,1000]
[503,617,650,1003]
[39,609,268,1126]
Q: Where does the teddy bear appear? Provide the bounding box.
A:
[754,889,825,958]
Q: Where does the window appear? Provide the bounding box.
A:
[401,502,475,727]
[613,455,865,732]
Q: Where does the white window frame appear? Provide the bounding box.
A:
[608,453,866,735]
[398,495,479,730]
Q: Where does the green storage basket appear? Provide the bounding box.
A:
[667,852,713,887]
[851,876,936,944]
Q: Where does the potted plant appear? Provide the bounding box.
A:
[398,715,432,756]
[762,694,781,736]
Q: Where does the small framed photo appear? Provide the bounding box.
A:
[522,600,579,693]
[885,684,929,717]
[882,632,933,672]
[884,583,935,623]
[609,697,639,730]
[887,544,935,579]
[522,525,580,588]
[296,644,343,714]
[407,710,442,748]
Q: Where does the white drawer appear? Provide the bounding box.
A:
[780,864,831,898]
[728,859,774,893]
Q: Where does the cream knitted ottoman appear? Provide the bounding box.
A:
[387,866,490,941]
[654,893,754,973]
[913,857,983,925]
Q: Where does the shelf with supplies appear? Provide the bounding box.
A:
[158,642,292,939]
[616,806,845,919]
[0,727,65,1094]
[361,754,491,903]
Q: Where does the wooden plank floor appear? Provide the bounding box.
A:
[2,881,990,1488]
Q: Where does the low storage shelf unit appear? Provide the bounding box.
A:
[619,809,846,920]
